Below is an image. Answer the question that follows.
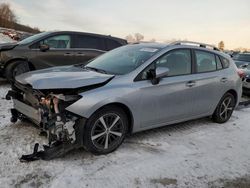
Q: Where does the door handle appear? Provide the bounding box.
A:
[75,52,85,56]
[64,52,74,56]
[186,81,196,87]
[220,77,228,83]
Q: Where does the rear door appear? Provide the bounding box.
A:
[191,50,225,116]
[30,34,77,69]
[72,34,106,65]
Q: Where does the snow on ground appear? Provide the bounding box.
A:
[0,33,15,44]
[1,82,250,188]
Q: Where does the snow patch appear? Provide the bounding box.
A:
[0,33,15,44]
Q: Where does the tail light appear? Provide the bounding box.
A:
[237,69,245,79]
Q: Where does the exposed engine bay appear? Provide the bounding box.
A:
[6,83,83,161]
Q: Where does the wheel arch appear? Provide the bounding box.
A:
[4,58,35,73]
[90,102,134,135]
[226,89,238,103]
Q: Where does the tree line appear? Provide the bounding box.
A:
[0,3,40,33]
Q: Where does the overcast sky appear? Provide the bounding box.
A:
[3,0,250,49]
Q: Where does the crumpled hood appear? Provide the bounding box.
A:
[0,42,18,51]
[15,66,114,90]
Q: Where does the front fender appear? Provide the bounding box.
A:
[65,86,137,119]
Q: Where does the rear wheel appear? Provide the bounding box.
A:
[5,61,30,82]
[212,93,236,123]
[83,106,128,155]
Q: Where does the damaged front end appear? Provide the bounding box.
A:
[6,83,84,161]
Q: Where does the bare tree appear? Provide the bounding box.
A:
[134,33,144,42]
[0,3,17,28]
[125,34,135,43]
[125,33,145,43]
[218,41,225,51]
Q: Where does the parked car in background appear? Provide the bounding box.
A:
[0,31,127,81]
[233,52,250,67]
[224,50,239,58]
[239,63,250,95]
[6,41,242,155]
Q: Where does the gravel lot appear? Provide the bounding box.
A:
[1,81,250,188]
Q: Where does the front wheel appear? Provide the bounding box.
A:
[83,106,128,155]
[212,93,236,123]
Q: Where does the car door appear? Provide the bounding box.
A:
[30,34,77,69]
[135,49,198,128]
[72,34,106,65]
[190,50,224,116]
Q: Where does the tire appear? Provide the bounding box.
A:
[83,106,128,155]
[212,93,236,123]
[5,61,30,82]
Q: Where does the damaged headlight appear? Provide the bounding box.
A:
[38,93,82,145]
[50,94,82,102]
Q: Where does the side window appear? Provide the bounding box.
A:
[106,39,121,51]
[220,56,230,68]
[216,55,223,70]
[74,35,105,50]
[155,49,192,76]
[43,35,71,49]
[195,50,216,73]
[30,42,40,49]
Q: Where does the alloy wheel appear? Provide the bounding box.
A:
[91,113,124,150]
[219,96,234,120]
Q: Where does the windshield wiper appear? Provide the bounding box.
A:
[85,66,108,74]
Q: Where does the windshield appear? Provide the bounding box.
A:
[85,45,161,75]
[233,54,250,62]
[18,32,51,45]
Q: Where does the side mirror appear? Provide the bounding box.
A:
[155,67,169,79]
[39,44,50,52]
[150,67,169,85]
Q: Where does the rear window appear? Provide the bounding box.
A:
[195,50,216,73]
[73,35,105,50]
[106,39,122,50]
[220,56,230,68]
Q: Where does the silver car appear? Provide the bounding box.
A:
[7,41,242,156]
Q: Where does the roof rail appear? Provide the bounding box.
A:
[171,41,220,51]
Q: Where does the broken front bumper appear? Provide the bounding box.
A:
[6,88,86,161]
[13,99,41,124]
